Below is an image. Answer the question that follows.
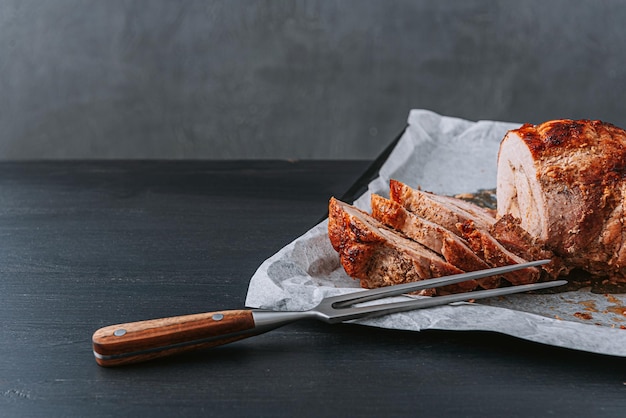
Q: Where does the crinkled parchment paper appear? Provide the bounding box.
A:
[245,109,626,357]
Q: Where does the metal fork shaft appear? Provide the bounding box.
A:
[92,263,565,366]
[325,280,568,323]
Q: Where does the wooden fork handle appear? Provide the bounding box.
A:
[92,310,257,367]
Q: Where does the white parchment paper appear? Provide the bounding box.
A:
[245,109,626,357]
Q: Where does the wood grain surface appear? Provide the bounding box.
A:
[1,161,626,417]
[93,309,256,367]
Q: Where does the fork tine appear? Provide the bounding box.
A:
[326,279,567,323]
[328,259,551,308]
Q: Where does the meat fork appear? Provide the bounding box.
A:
[92,259,565,367]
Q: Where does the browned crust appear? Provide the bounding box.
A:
[502,119,626,279]
[513,120,625,161]
[328,197,473,294]
[490,214,569,279]
[371,194,500,289]
[458,220,540,285]
[509,121,625,244]
[390,179,494,232]
[510,120,626,197]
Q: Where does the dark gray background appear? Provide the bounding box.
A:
[1,0,625,160]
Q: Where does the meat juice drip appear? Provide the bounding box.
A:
[573,312,594,320]
[573,299,596,321]
[564,294,626,328]
[606,294,626,317]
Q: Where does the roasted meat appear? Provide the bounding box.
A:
[497,119,626,281]
[389,179,496,232]
[328,197,475,295]
[389,180,541,285]
[490,214,568,279]
[328,183,541,293]
[457,219,540,285]
[329,118,626,292]
[370,193,500,289]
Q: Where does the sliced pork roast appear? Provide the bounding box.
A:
[388,180,541,285]
[328,197,476,295]
[370,194,501,289]
[329,118,626,292]
[497,119,626,281]
[490,214,568,279]
[457,219,540,285]
[389,179,496,231]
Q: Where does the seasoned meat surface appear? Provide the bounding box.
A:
[328,197,474,295]
[370,194,500,289]
[457,219,540,285]
[490,214,568,279]
[328,118,626,292]
[497,119,626,281]
[389,179,495,233]
[388,180,543,285]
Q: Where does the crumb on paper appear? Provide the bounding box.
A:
[574,312,593,320]
[579,300,597,312]
[606,294,622,304]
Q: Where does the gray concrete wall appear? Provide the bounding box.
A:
[2,0,626,160]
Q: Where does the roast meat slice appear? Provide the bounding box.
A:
[458,220,540,285]
[490,214,569,279]
[497,119,626,280]
[370,194,500,289]
[389,179,495,233]
[328,197,475,295]
[388,179,541,285]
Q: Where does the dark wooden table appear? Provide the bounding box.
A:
[1,160,625,417]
